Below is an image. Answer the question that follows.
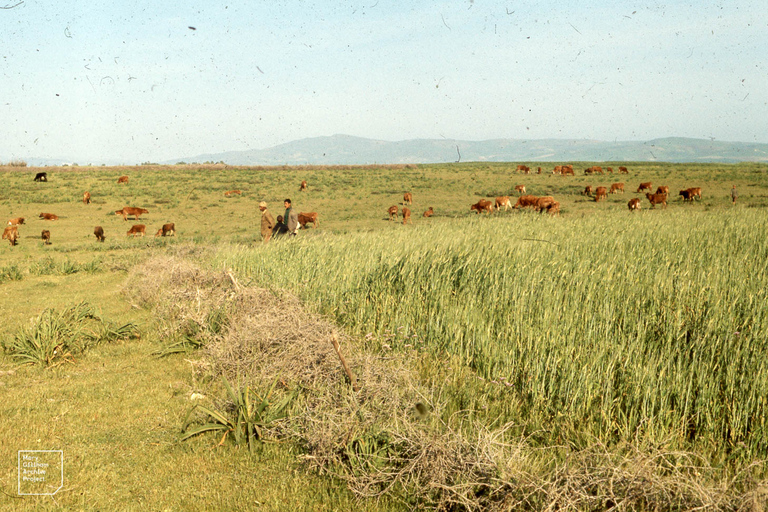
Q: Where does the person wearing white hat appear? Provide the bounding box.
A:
[259,201,276,242]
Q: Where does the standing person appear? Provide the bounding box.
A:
[259,201,275,242]
[284,198,299,236]
[731,185,738,204]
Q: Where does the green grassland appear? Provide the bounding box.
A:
[1,161,767,510]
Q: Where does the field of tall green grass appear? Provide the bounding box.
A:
[216,208,768,464]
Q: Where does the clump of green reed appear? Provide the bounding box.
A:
[214,209,768,463]
[0,264,24,283]
[2,302,139,367]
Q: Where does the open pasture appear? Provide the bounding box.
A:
[2,160,768,509]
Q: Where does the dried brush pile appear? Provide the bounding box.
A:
[125,257,768,511]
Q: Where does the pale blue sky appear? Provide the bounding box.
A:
[1,1,766,163]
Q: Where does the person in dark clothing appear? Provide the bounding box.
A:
[272,215,289,237]
[284,199,299,236]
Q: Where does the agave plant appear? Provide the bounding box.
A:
[180,375,293,453]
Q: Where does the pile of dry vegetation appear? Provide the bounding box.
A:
[124,256,767,511]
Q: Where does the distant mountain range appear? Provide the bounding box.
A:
[17,135,768,167]
[167,135,768,166]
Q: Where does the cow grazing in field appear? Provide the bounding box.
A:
[2,226,18,246]
[299,180,307,192]
[388,205,398,221]
[628,198,641,211]
[655,186,669,195]
[224,189,242,197]
[33,172,48,182]
[514,185,526,195]
[585,166,603,175]
[637,182,652,193]
[646,192,667,209]
[402,207,412,225]
[537,167,542,174]
[39,213,58,220]
[561,165,575,176]
[495,196,512,211]
[517,164,530,174]
[536,196,560,215]
[514,195,539,209]
[619,166,629,174]
[41,230,51,245]
[687,187,702,200]
[7,217,24,226]
[155,223,175,237]
[606,167,614,174]
[127,224,146,237]
[583,185,593,196]
[298,212,319,228]
[403,192,413,205]
[115,207,149,221]
[594,187,608,202]
[679,189,692,201]
[470,199,494,214]
[553,165,562,175]
[117,175,129,184]
[423,207,434,218]
[83,191,91,204]
[610,183,625,194]
[94,226,105,242]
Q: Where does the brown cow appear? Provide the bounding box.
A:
[619,166,629,173]
[610,183,625,194]
[33,172,47,182]
[388,205,398,221]
[224,189,242,197]
[155,223,175,237]
[403,192,412,205]
[298,212,319,228]
[299,180,307,192]
[514,185,526,195]
[127,224,146,237]
[646,192,667,209]
[7,217,24,226]
[679,189,692,201]
[637,182,652,193]
[553,165,562,174]
[628,198,641,211]
[423,207,434,218]
[594,187,608,202]
[606,167,614,173]
[94,226,105,242]
[115,207,149,221]
[537,167,542,174]
[39,213,58,220]
[117,175,129,184]
[41,230,51,245]
[83,191,91,204]
[585,166,603,175]
[583,185,593,196]
[561,165,575,176]
[517,164,530,174]
[402,207,412,225]
[495,196,512,211]
[536,196,560,216]
[514,195,539,209]
[470,199,493,214]
[687,187,702,200]
[655,186,669,195]
[2,226,18,246]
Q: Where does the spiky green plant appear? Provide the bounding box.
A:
[181,375,293,453]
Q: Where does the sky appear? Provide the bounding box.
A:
[1,0,767,164]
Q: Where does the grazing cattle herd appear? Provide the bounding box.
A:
[0,164,715,248]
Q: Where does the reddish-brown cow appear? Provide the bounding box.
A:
[117,175,129,184]
[2,226,18,246]
[388,205,398,221]
[610,183,625,194]
[470,199,494,214]
[637,182,652,193]
[423,207,434,218]
[155,223,175,237]
[7,217,24,226]
[402,207,412,225]
[41,230,51,245]
[39,213,58,220]
[115,207,149,221]
[594,186,608,202]
[127,224,146,237]
[94,226,105,242]
[495,196,512,211]
[514,195,539,209]
[646,192,668,209]
[298,212,319,228]
[83,191,91,204]
[628,198,641,211]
